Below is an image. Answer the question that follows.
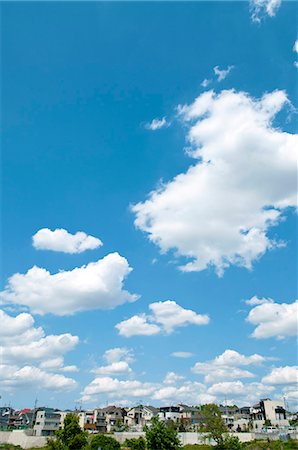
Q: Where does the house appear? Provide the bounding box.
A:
[14,409,35,429]
[125,405,159,429]
[76,410,96,431]
[101,406,127,432]
[250,399,289,430]
[33,408,61,436]
[94,408,107,433]
[0,407,13,430]
[159,406,181,422]
[178,404,201,428]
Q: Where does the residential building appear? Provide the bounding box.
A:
[33,408,60,436]
[159,406,181,422]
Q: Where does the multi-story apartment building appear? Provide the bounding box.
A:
[33,408,60,436]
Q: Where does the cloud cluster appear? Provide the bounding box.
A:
[116,300,209,337]
[246,298,298,339]
[192,349,267,383]
[0,253,138,315]
[262,366,298,385]
[0,309,78,391]
[133,89,297,275]
[250,0,282,22]
[33,228,102,253]
[92,347,135,375]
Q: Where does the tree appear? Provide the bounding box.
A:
[48,413,88,450]
[90,434,120,450]
[199,404,227,448]
[145,416,182,450]
[123,436,146,450]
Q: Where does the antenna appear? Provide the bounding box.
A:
[34,398,38,410]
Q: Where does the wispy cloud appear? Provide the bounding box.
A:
[145,117,169,131]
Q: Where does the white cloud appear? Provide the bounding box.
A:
[171,351,194,358]
[91,347,135,375]
[103,347,134,364]
[133,90,297,275]
[80,372,277,407]
[1,365,77,391]
[245,296,274,306]
[0,252,138,315]
[116,300,209,337]
[164,372,185,385]
[81,377,156,402]
[0,309,78,392]
[262,366,298,385]
[0,310,34,336]
[294,40,298,54]
[201,78,212,88]
[145,117,168,131]
[149,301,209,333]
[246,299,298,339]
[92,361,132,375]
[32,228,102,254]
[213,65,234,82]
[250,0,282,22]
[208,380,245,396]
[192,349,268,383]
[116,314,161,338]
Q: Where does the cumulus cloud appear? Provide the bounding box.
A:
[250,0,282,22]
[91,347,135,375]
[0,365,77,391]
[262,366,298,385]
[164,372,185,385]
[103,347,134,364]
[294,40,298,54]
[213,65,234,81]
[192,349,268,383]
[81,377,156,403]
[116,300,209,337]
[246,299,298,339]
[145,117,169,131]
[245,296,274,306]
[0,309,78,392]
[32,228,102,253]
[0,252,138,315]
[171,351,194,358]
[92,361,132,375]
[133,89,297,275]
[80,373,276,407]
[116,314,161,338]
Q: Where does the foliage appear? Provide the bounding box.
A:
[242,440,298,450]
[123,436,146,450]
[199,404,227,447]
[90,434,120,450]
[0,446,23,450]
[182,445,213,449]
[264,420,272,427]
[145,416,182,450]
[48,413,88,450]
[221,434,243,449]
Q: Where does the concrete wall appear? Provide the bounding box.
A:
[0,430,47,448]
[1,429,297,448]
[113,431,254,445]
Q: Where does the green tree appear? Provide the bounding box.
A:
[123,436,146,450]
[90,434,120,450]
[48,413,88,450]
[199,404,227,448]
[145,416,182,450]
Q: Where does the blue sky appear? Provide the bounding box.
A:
[1,1,297,410]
